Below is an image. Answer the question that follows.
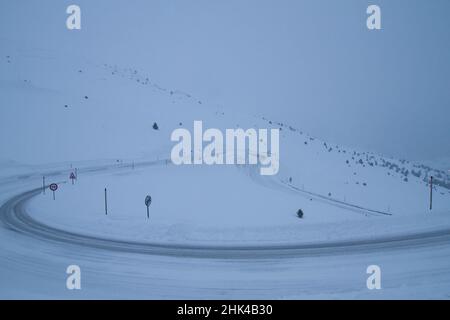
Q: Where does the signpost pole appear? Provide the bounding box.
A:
[49,183,58,200]
[70,172,76,185]
[42,176,46,194]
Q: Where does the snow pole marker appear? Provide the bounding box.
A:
[104,188,108,215]
[42,176,46,194]
[430,176,433,211]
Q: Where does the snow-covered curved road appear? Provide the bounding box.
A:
[2,187,450,259]
[1,163,450,299]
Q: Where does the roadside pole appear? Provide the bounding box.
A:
[42,176,46,194]
[104,188,108,215]
[430,176,433,211]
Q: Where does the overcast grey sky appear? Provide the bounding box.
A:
[1,0,449,161]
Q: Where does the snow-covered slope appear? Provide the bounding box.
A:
[1,39,450,246]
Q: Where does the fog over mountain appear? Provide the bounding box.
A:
[1,0,449,162]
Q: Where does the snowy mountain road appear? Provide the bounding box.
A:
[1,163,450,298]
[2,186,450,260]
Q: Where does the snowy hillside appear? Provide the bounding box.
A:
[1,38,450,245]
[1,1,450,298]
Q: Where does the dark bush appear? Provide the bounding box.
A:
[297,209,304,219]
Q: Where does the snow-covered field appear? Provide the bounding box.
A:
[22,160,450,246]
[1,1,450,299]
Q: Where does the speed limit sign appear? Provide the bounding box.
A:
[49,183,58,200]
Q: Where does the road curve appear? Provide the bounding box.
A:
[1,186,450,259]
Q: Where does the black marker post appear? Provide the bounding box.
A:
[430,176,433,211]
[104,188,108,215]
[145,195,152,219]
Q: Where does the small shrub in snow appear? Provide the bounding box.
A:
[297,209,304,219]
[153,122,159,130]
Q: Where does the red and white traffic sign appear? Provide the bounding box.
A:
[49,183,58,200]
[70,172,76,184]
